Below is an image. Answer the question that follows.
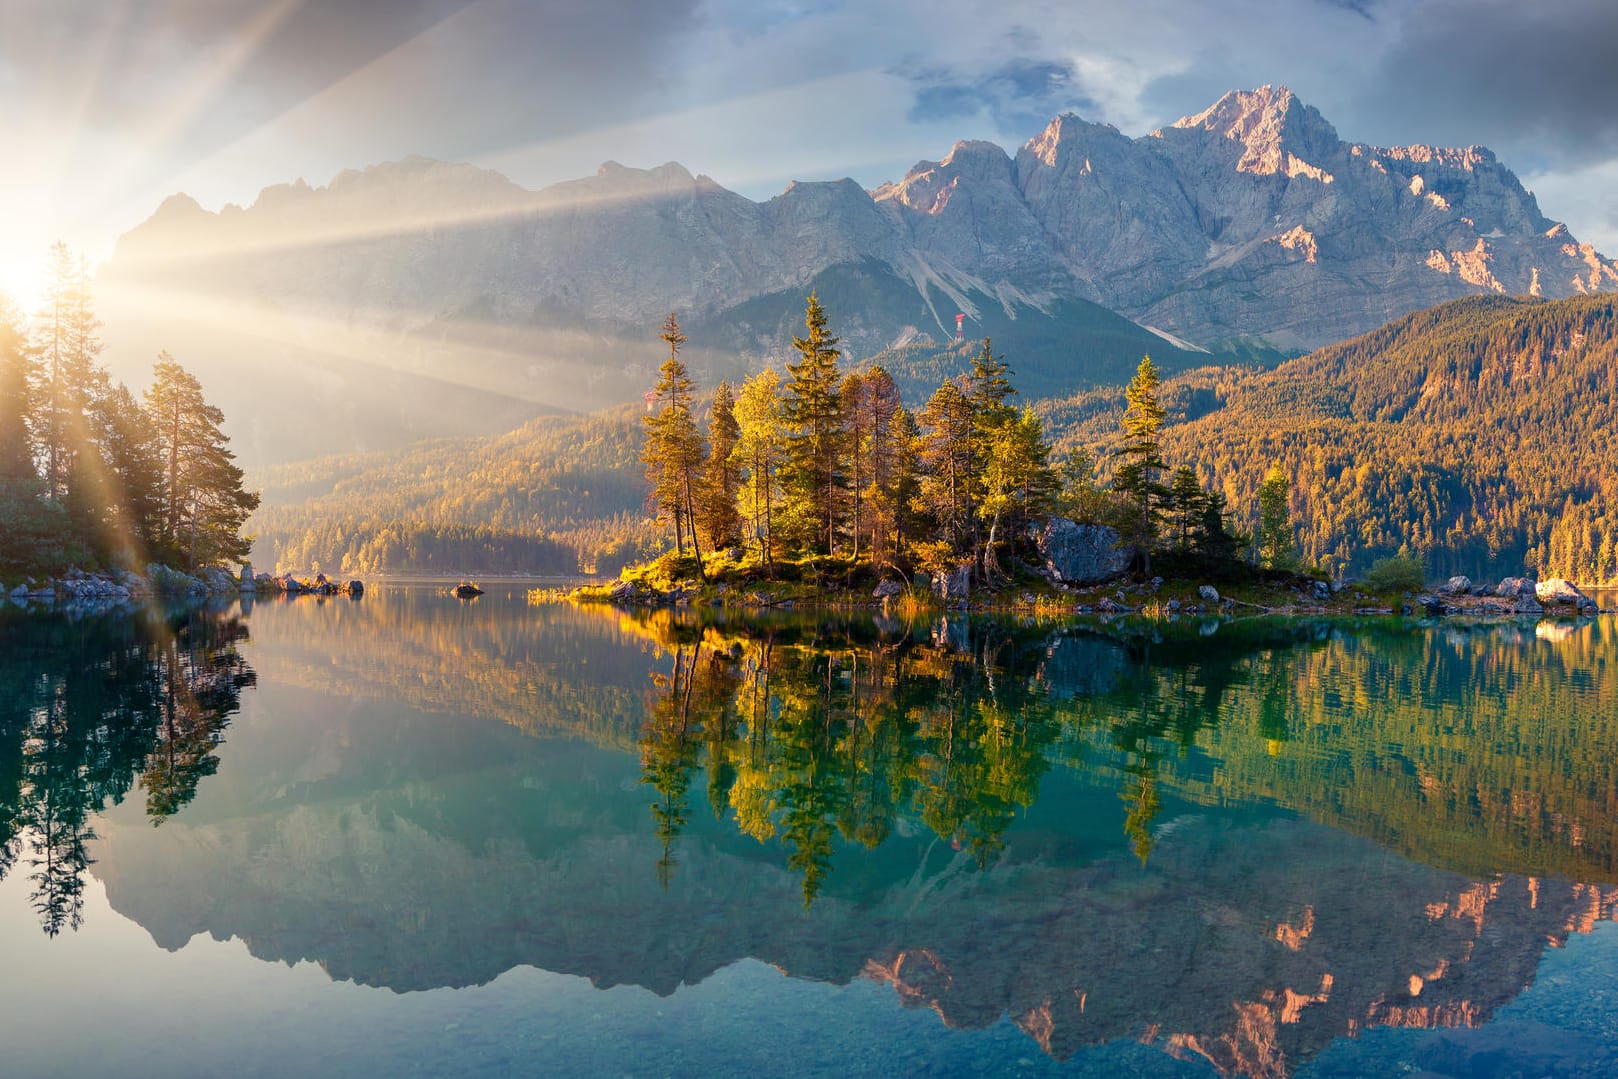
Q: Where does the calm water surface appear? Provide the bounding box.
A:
[3,586,1618,1078]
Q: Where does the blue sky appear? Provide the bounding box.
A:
[4,0,1618,298]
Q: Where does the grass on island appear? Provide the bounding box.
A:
[528,543,1442,618]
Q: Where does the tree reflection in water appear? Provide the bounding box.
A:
[636,611,1618,904]
[0,603,255,935]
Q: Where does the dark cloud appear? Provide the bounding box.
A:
[904,58,1095,135]
[1354,0,1618,168]
[0,0,703,167]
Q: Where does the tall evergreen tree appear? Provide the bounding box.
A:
[1255,463,1295,569]
[1113,356,1168,567]
[916,379,976,553]
[641,314,707,568]
[977,408,1057,580]
[698,380,743,550]
[0,295,65,576]
[143,354,259,569]
[34,243,103,511]
[853,366,905,567]
[780,294,845,555]
[0,295,35,485]
[94,384,164,566]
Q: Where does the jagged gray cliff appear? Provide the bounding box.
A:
[98,85,1617,463]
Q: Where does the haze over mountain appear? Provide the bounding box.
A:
[100,85,1616,465]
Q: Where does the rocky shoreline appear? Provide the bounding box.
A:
[4,563,364,608]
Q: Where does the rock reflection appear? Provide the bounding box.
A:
[0,603,255,934]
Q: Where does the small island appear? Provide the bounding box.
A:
[552,300,1608,622]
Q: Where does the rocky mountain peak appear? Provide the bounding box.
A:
[1022,112,1128,168]
[1170,84,1342,176]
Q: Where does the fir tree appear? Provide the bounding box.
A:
[1256,463,1295,569]
[1113,356,1168,568]
[641,314,707,569]
[698,380,743,550]
[780,294,845,555]
[143,354,259,569]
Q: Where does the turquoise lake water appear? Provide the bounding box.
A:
[2,586,1617,1077]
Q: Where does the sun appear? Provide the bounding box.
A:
[0,251,46,315]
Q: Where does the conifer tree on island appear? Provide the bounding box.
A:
[1113,356,1168,571]
[780,294,845,555]
[641,313,709,575]
[144,353,259,570]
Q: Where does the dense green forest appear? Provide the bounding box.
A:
[0,246,258,579]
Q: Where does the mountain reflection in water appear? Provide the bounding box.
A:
[5,591,1618,1078]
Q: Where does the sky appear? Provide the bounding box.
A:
[4,0,1618,307]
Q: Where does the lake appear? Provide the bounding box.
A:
[3,585,1618,1078]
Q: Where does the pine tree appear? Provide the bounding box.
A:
[854,366,905,567]
[780,294,845,555]
[641,314,707,570]
[0,295,35,486]
[1166,466,1205,551]
[34,243,103,511]
[0,294,65,577]
[1256,463,1295,569]
[698,380,743,550]
[143,353,259,569]
[1113,356,1168,567]
[94,383,164,566]
[916,379,976,552]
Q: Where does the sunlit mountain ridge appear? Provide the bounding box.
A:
[97,85,1615,467]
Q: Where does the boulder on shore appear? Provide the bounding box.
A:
[1439,575,1472,596]
[872,579,904,600]
[1037,520,1132,586]
[1495,577,1536,600]
[452,582,484,598]
[930,564,972,604]
[1198,585,1220,603]
[1535,578,1595,610]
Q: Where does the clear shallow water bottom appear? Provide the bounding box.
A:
[4,588,1618,1078]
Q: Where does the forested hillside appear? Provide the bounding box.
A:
[251,405,655,575]
[1043,293,1618,581]
[255,293,1618,584]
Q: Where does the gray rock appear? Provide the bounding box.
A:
[1535,578,1590,607]
[1514,595,1544,615]
[931,564,972,603]
[1198,585,1220,603]
[344,580,365,596]
[872,579,904,600]
[1495,577,1536,600]
[1439,575,1472,596]
[1313,580,1331,598]
[1037,519,1132,586]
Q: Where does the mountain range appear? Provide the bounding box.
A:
[98,85,1617,466]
